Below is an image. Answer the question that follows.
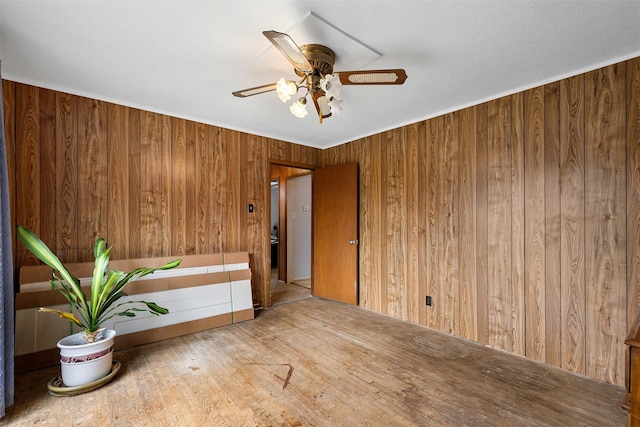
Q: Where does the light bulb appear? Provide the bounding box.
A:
[328,96,344,114]
[276,78,297,103]
[320,73,343,99]
[290,97,308,118]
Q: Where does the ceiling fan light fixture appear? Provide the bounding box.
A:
[316,95,331,116]
[276,78,297,103]
[290,97,308,118]
[234,30,407,124]
[320,73,343,99]
[328,96,344,114]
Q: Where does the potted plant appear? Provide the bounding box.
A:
[17,225,182,387]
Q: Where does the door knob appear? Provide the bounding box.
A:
[349,240,359,245]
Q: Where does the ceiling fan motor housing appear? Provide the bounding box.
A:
[295,44,335,77]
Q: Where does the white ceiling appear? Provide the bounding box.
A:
[1,1,639,149]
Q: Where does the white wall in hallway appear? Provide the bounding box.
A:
[286,174,311,282]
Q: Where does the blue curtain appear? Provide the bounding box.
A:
[0,61,15,417]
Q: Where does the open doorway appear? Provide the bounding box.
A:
[269,163,313,306]
[270,179,279,285]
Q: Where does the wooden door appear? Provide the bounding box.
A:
[312,163,359,305]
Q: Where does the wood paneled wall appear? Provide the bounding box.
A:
[320,57,640,387]
[2,81,319,308]
[3,56,639,387]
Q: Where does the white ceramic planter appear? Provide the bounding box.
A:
[57,329,116,387]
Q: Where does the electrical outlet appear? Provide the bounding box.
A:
[426,295,432,306]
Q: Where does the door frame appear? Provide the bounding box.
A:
[266,160,314,307]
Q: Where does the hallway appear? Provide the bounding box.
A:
[270,269,311,306]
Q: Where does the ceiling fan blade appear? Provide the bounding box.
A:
[336,69,408,85]
[263,30,314,74]
[232,82,278,98]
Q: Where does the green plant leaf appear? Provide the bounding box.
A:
[17,226,90,317]
[103,259,183,307]
[19,225,180,334]
[95,270,122,311]
[145,301,170,315]
[96,300,170,325]
[117,311,137,317]
[93,237,107,260]
[90,247,112,320]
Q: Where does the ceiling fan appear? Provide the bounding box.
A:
[232,30,408,123]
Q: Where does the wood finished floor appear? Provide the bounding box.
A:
[271,282,312,307]
[2,297,627,426]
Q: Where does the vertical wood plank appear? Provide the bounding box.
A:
[184,120,197,255]
[16,84,40,266]
[627,57,640,324]
[585,63,626,385]
[107,104,130,259]
[380,132,390,314]
[77,97,107,259]
[226,130,241,252]
[379,130,390,316]
[487,97,512,351]
[475,103,489,345]
[160,115,172,255]
[140,111,162,257]
[368,133,383,313]
[238,133,249,254]
[524,87,546,362]
[127,108,142,258]
[425,118,439,329]
[39,89,56,247]
[406,122,421,324]
[171,117,187,256]
[210,127,226,253]
[544,82,562,367]
[195,122,208,254]
[383,129,406,318]
[511,93,525,356]
[459,107,477,341]
[559,75,586,374]
[2,81,17,274]
[439,113,459,334]
[56,92,78,261]
[417,120,429,327]
[359,137,372,309]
